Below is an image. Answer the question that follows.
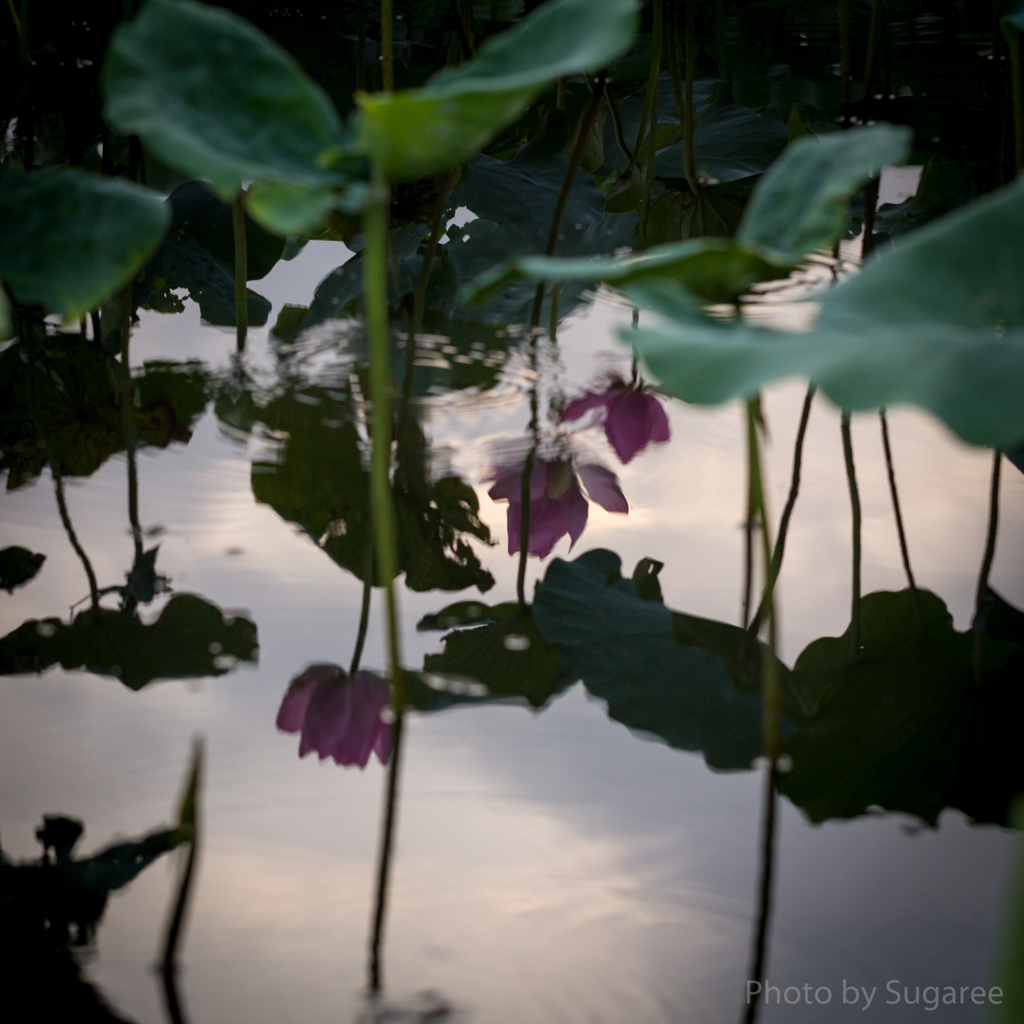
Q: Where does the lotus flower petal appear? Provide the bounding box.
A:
[604,391,671,463]
[276,663,337,733]
[577,463,629,514]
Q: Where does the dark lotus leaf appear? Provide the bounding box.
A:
[0,547,46,594]
[533,549,777,771]
[0,341,209,490]
[422,605,563,709]
[778,589,1024,827]
[0,594,259,689]
[168,180,285,281]
[646,177,759,246]
[250,387,493,592]
[134,229,270,327]
[597,78,787,183]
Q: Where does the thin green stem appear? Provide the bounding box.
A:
[746,399,778,760]
[381,0,394,92]
[531,71,609,326]
[841,413,862,660]
[232,192,248,352]
[364,165,405,713]
[369,710,404,991]
[605,90,632,163]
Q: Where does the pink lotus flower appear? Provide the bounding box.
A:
[277,664,393,767]
[562,384,670,463]
[488,458,628,558]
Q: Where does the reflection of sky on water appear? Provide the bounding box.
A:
[1,235,1022,1023]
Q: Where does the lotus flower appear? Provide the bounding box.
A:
[562,383,670,463]
[488,458,628,558]
[277,664,393,767]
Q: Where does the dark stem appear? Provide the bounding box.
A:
[381,0,394,91]
[742,765,779,1024]
[357,0,366,93]
[21,318,100,609]
[403,173,451,407]
[684,0,697,190]
[160,967,191,1024]
[715,0,729,82]
[349,567,374,677]
[861,176,879,258]
[879,409,923,625]
[54,467,100,611]
[863,0,882,103]
[369,710,405,992]
[976,448,1003,610]
[839,0,851,128]
[748,385,815,639]
[516,448,535,609]
[1007,25,1024,176]
[449,0,475,58]
[605,90,632,163]
[119,292,143,567]
[741,469,755,630]
[841,413,862,660]
[232,192,248,352]
[638,0,663,246]
[972,448,1002,681]
[531,71,609,326]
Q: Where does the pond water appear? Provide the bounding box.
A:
[2,225,1022,1023]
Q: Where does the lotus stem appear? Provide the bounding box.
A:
[517,447,535,609]
[605,90,632,163]
[364,165,405,713]
[119,299,145,610]
[715,0,729,83]
[684,0,697,191]
[972,448,1002,681]
[381,0,394,91]
[232,192,247,351]
[403,172,450,406]
[638,0,662,247]
[742,762,779,1024]
[449,0,475,58]
[746,399,778,758]
[161,739,203,973]
[839,0,851,127]
[748,385,815,640]
[21,316,100,609]
[531,70,609,326]
[879,409,924,628]
[369,709,404,991]
[349,569,373,677]
[841,413,862,660]
[357,0,366,92]
[1006,23,1024,176]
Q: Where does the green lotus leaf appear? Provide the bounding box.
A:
[736,124,912,265]
[0,166,169,322]
[103,0,349,203]
[358,0,640,179]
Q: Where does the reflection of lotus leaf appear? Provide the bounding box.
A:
[533,549,795,771]
[0,547,46,594]
[779,589,1024,827]
[0,341,210,490]
[0,593,259,689]
[251,387,494,592]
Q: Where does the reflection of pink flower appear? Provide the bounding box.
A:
[563,385,670,463]
[277,664,392,767]
[488,458,628,558]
